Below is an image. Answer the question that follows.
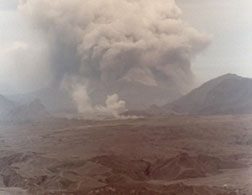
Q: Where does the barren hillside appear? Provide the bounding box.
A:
[0,116,252,194]
[166,74,252,115]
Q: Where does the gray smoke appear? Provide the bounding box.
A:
[19,0,211,110]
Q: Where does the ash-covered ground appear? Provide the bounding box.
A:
[0,115,252,195]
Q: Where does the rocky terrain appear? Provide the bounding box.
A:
[0,115,252,194]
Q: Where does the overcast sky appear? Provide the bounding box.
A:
[0,0,252,93]
[177,0,252,84]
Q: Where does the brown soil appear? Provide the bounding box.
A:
[0,115,252,194]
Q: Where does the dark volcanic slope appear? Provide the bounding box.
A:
[0,94,49,122]
[0,95,16,115]
[4,99,50,122]
[166,74,252,115]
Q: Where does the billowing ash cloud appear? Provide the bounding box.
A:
[19,0,211,110]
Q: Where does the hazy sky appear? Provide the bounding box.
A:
[0,0,251,93]
[177,0,252,84]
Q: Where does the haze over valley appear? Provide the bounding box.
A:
[0,0,251,195]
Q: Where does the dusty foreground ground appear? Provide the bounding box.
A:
[0,115,252,195]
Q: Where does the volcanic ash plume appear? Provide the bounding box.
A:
[19,0,211,110]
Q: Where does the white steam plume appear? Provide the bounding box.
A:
[61,78,126,116]
[96,94,127,117]
[18,0,211,109]
[71,84,93,113]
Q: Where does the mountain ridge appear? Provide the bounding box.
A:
[0,95,49,122]
[165,74,252,115]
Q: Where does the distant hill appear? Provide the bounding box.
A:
[7,87,76,114]
[165,74,252,115]
[0,95,16,116]
[0,95,49,122]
